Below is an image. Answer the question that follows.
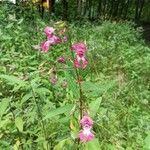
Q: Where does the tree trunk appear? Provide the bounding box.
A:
[51,0,55,12]
[135,0,140,21]
[112,0,121,19]
[62,0,68,20]
[123,0,130,19]
[138,0,145,20]
[41,0,44,19]
[97,0,102,18]
[118,0,125,19]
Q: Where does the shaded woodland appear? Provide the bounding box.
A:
[3,0,150,22]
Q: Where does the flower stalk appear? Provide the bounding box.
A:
[30,81,49,150]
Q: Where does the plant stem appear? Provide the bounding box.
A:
[9,100,23,150]
[30,82,49,150]
[67,27,84,120]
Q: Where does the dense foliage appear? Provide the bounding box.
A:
[0,3,150,150]
[5,0,150,22]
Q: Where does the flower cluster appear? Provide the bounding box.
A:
[40,27,62,52]
[57,56,65,64]
[71,42,88,69]
[79,115,94,142]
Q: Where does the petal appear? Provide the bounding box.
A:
[86,132,95,142]
[74,59,81,68]
[48,35,61,45]
[44,27,55,36]
[80,115,93,127]
[79,129,95,142]
[71,42,87,53]
[40,41,51,52]
[82,58,88,69]
[57,56,65,64]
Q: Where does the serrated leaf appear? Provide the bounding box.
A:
[44,104,74,120]
[35,87,50,95]
[14,140,20,150]
[54,140,66,150]
[107,144,117,150]
[65,71,79,99]
[21,92,32,105]
[85,139,101,150]
[6,23,14,28]
[0,118,11,128]
[89,97,102,117]
[2,35,13,40]
[144,133,150,150]
[30,77,41,88]
[18,18,24,24]
[15,117,24,132]
[82,80,116,97]
[0,75,26,86]
[54,138,72,150]
[0,98,10,120]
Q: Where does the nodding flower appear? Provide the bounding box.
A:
[71,42,88,69]
[48,35,62,45]
[63,36,68,42]
[79,126,94,142]
[74,55,88,69]
[71,42,87,53]
[40,41,51,53]
[40,26,62,52]
[79,115,94,142]
[80,115,94,127]
[57,56,66,64]
[44,26,55,37]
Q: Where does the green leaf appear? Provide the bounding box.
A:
[0,118,11,128]
[54,139,66,150]
[15,117,24,132]
[13,140,20,150]
[107,144,117,150]
[21,92,32,105]
[54,138,72,150]
[82,80,116,97]
[2,35,13,40]
[18,18,24,24]
[0,98,10,120]
[89,97,102,117]
[144,133,150,150]
[44,104,74,120]
[85,139,101,150]
[6,23,14,28]
[65,71,79,99]
[0,75,26,86]
[35,87,50,96]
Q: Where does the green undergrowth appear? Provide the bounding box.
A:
[0,4,150,150]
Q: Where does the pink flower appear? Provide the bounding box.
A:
[50,75,57,85]
[57,56,65,64]
[63,36,68,42]
[71,42,87,54]
[40,41,51,52]
[44,27,55,37]
[74,55,88,69]
[71,42,88,69]
[48,35,61,45]
[79,126,94,142]
[80,115,93,127]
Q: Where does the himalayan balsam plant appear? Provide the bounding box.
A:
[37,23,95,147]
